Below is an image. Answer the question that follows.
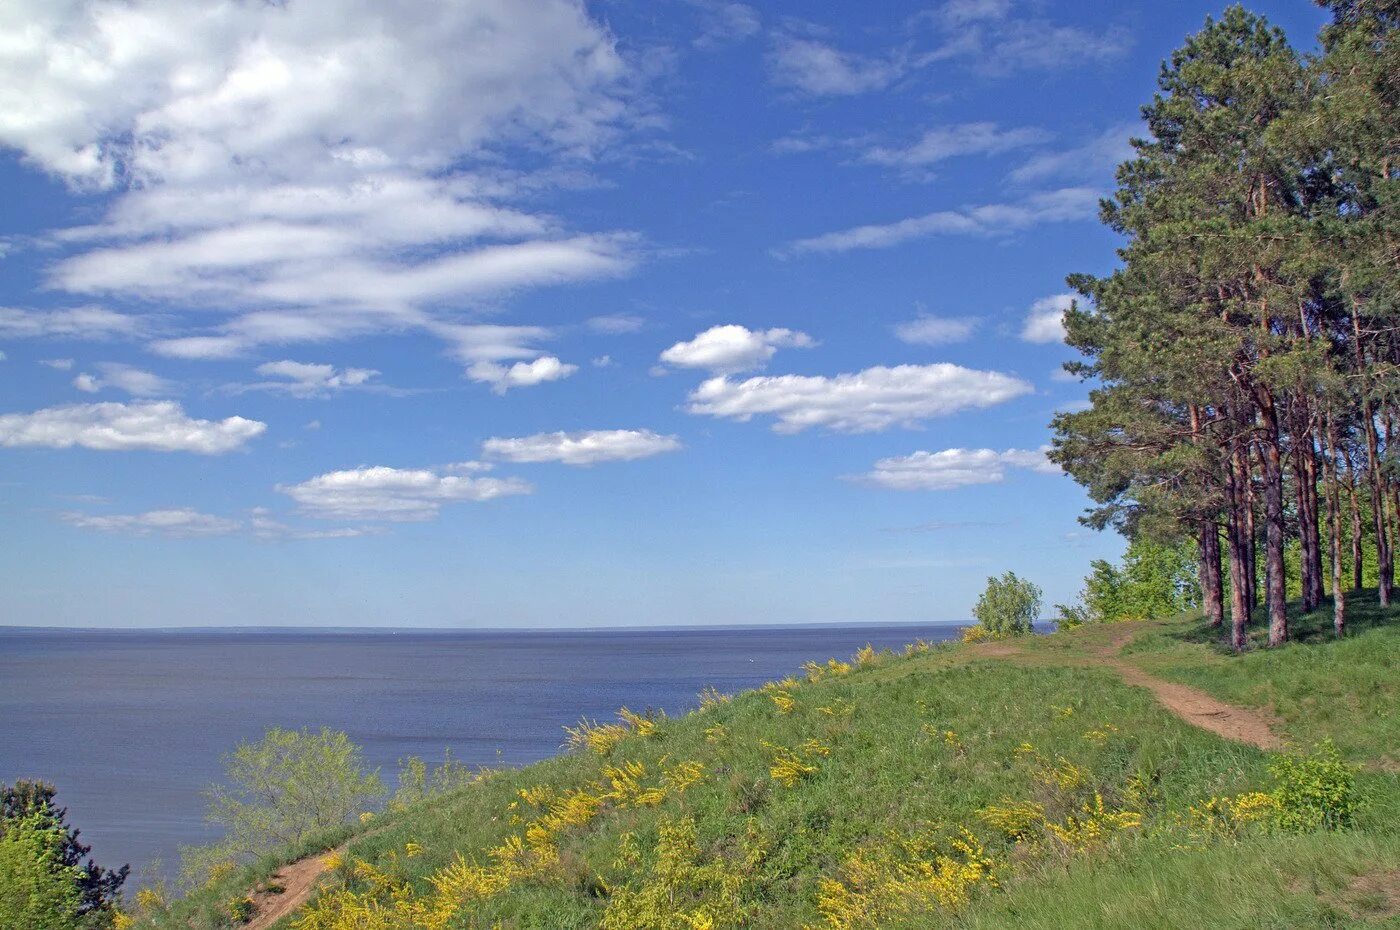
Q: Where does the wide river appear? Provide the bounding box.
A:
[0,623,961,879]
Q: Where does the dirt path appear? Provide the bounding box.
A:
[971,625,1285,751]
[245,850,337,930]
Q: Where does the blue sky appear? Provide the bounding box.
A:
[0,0,1327,628]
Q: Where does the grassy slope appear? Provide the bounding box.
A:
[150,593,1400,930]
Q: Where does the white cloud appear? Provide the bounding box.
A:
[229,360,381,397]
[466,355,578,394]
[686,363,1033,433]
[1021,293,1074,343]
[1010,123,1137,184]
[60,508,242,537]
[893,316,977,346]
[688,0,761,49]
[592,355,614,368]
[0,0,642,370]
[587,313,645,334]
[278,465,532,521]
[659,324,815,374]
[40,358,75,370]
[779,187,1098,256]
[246,508,378,540]
[857,446,1060,490]
[483,429,682,466]
[0,350,6,361]
[0,306,149,340]
[60,505,375,539]
[914,2,1129,75]
[72,363,176,397]
[0,0,631,187]
[769,37,904,96]
[937,0,1013,26]
[0,401,264,453]
[863,123,1049,170]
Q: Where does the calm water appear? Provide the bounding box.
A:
[0,623,960,878]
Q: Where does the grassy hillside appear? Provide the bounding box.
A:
[132,593,1400,929]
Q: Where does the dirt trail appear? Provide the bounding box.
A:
[971,625,1285,751]
[245,850,337,930]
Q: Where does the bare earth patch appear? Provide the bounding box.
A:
[245,851,336,930]
[1344,868,1400,921]
[970,624,1286,752]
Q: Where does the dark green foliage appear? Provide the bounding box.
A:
[1,780,127,921]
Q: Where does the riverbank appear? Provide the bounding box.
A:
[128,592,1400,928]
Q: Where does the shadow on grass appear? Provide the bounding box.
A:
[1162,587,1398,652]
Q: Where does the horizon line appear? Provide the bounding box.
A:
[0,619,974,635]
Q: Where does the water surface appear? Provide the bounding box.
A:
[0,623,960,877]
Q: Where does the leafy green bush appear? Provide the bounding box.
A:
[0,811,87,930]
[973,572,1042,637]
[1268,741,1358,832]
[180,727,384,887]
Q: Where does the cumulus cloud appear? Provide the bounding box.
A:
[856,446,1060,490]
[466,356,578,394]
[279,465,532,521]
[863,122,1049,170]
[659,324,815,374]
[1021,293,1074,343]
[72,363,176,397]
[0,401,265,453]
[0,0,641,371]
[893,316,977,346]
[686,363,1033,433]
[483,429,682,466]
[228,360,382,397]
[779,188,1098,256]
[59,507,242,537]
[769,37,904,96]
[0,306,149,340]
[0,0,631,187]
[40,358,75,370]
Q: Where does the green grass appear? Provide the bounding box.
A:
[944,832,1400,930]
[136,593,1400,929]
[1122,589,1400,768]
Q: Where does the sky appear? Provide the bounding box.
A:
[0,0,1329,628]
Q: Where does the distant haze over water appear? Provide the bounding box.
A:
[0,623,963,879]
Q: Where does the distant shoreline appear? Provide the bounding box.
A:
[0,620,974,636]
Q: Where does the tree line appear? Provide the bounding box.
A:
[1051,1,1398,650]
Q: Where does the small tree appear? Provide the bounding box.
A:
[199,728,383,869]
[1,781,127,922]
[0,812,87,930]
[972,572,1042,638]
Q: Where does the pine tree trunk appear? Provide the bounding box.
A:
[1292,410,1323,612]
[1348,449,1365,592]
[1324,416,1346,637]
[1365,411,1392,605]
[1257,391,1289,647]
[1241,447,1259,615]
[1227,439,1251,651]
[1199,521,1224,627]
[1304,427,1324,609]
[1353,307,1392,605]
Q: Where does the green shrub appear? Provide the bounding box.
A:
[1268,741,1357,832]
[973,572,1042,637]
[0,811,87,930]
